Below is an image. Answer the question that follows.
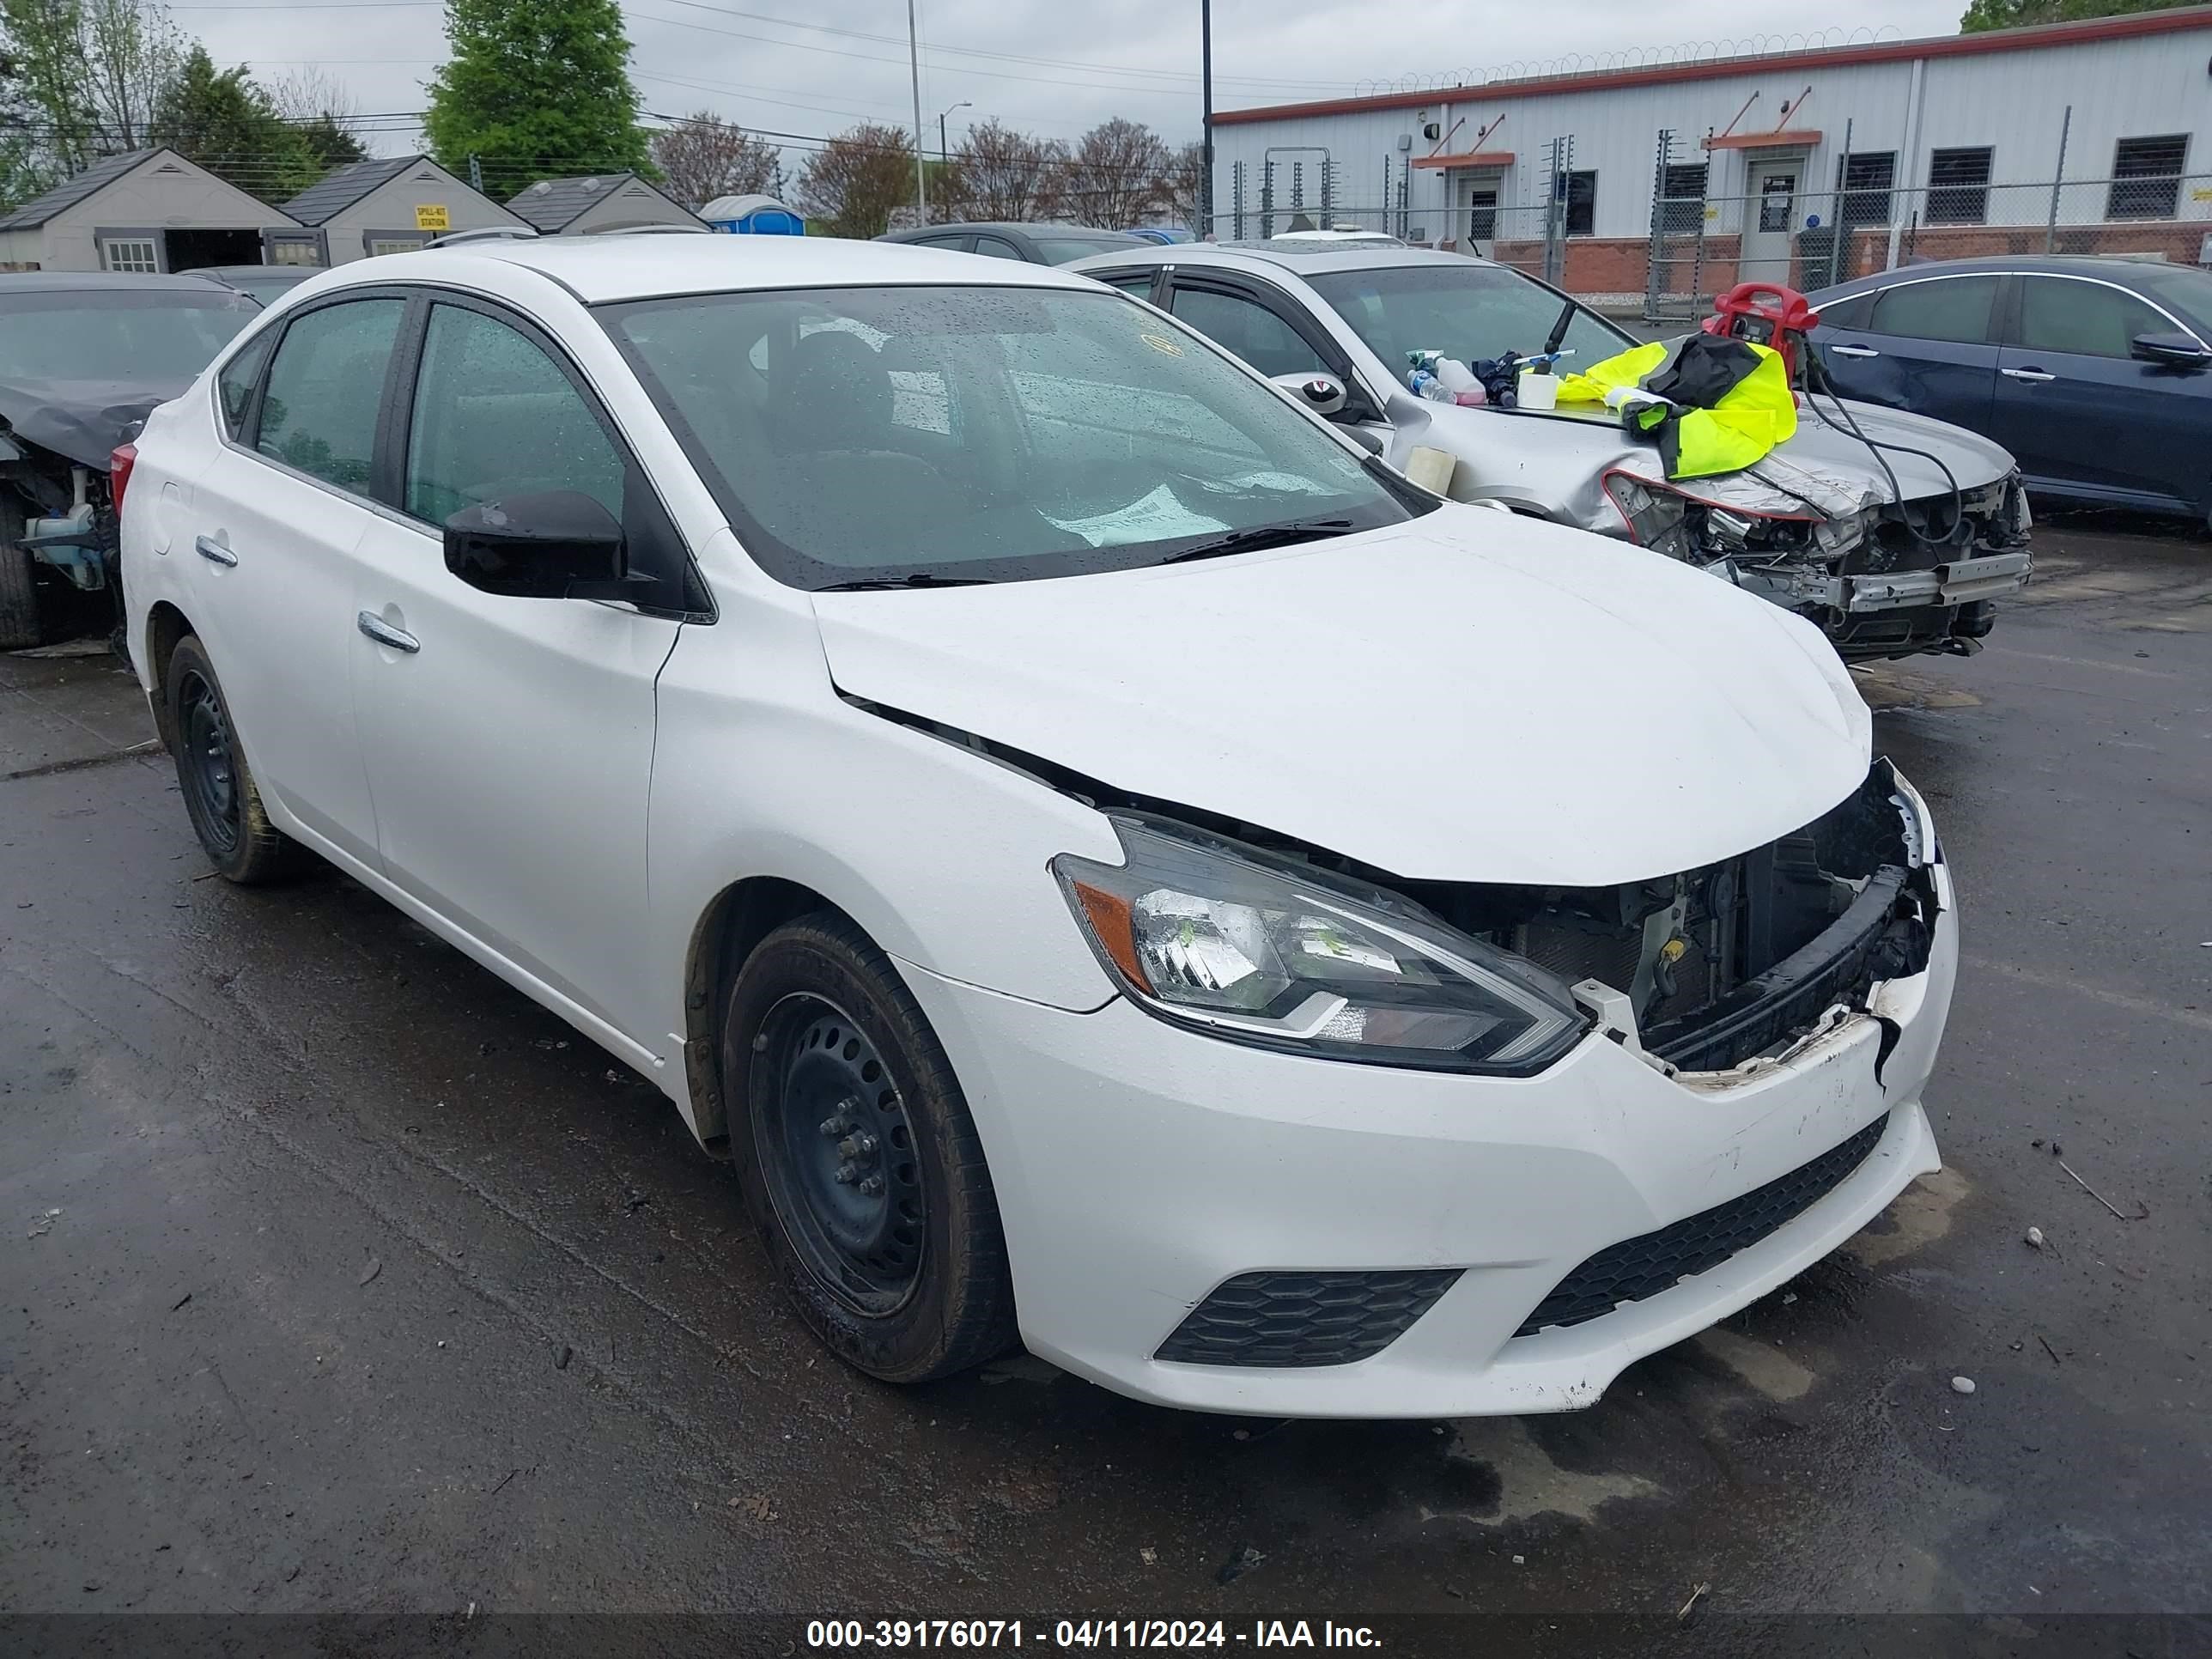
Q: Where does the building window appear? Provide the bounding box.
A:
[1656,162,1707,236]
[1836,151,1895,229]
[100,238,158,273]
[1553,169,1595,236]
[364,232,431,257]
[266,237,324,267]
[1467,187,1498,240]
[2106,135,2187,221]
[1926,147,1994,226]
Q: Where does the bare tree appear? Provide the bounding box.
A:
[1061,117,1168,229]
[951,118,1064,222]
[1157,139,1205,233]
[793,122,914,239]
[649,109,781,210]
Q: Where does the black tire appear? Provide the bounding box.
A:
[722,913,1016,1382]
[163,635,307,884]
[0,508,46,652]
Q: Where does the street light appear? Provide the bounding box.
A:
[938,100,972,166]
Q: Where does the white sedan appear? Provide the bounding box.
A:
[118,236,1954,1417]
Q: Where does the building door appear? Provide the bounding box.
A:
[1455,171,1503,254]
[1739,153,1804,283]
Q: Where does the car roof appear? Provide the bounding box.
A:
[0,270,245,295]
[1809,254,2188,299]
[306,232,1111,304]
[1064,242,1509,279]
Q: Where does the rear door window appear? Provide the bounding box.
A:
[255,297,405,493]
[1866,276,1999,345]
[971,235,1028,261]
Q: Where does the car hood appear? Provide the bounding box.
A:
[811,509,1872,887]
[1413,394,2014,530]
[0,375,189,470]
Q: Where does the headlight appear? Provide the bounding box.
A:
[1053,816,1589,1074]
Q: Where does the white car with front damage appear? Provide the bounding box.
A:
[1070,242,2033,664]
[120,235,1954,1416]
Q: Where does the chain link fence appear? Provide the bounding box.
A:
[1649,169,2212,320]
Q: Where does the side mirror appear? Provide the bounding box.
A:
[444,490,627,599]
[1271,371,1350,418]
[2130,331,2210,369]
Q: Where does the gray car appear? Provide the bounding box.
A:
[1070,243,2033,663]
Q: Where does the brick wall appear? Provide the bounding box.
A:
[1480,235,1743,296]
[1829,218,2210,281]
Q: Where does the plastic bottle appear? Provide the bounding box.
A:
[1431,356,1478,398]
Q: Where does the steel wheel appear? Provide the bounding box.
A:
[176,665,241,857]
[754,993,927,1316]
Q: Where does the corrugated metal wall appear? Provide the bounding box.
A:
[1210,26,2212,243]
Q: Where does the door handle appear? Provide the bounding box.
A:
[193,535,238,568]
[2001,367,2055,383]
[356,611,420,653]
[1829,343,1880,359]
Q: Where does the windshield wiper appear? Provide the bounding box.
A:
[1158,518,1359,565]
[814,573,995,592]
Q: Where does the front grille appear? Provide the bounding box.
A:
[1513,1111,1890,1338]
[1155,1268,1462,1368]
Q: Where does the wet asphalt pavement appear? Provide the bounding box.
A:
[3,516,2209,1653]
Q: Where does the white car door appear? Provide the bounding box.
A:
[185,295,407,868]
[347,293,688,1057]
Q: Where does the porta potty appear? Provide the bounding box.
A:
[702,194,805,235]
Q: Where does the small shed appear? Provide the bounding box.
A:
[281,155,527,264]
[702,193,805,235]
[0,148,305,274]
[507,173,704,235]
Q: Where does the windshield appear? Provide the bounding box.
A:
[0,290,258,382]
[600,284,1426,589]
[1307,263,1632,379]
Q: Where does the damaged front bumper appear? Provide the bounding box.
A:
[1602,462,2033,661]
[898,764,1954,1417]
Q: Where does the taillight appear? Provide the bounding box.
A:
[109,442,137,518]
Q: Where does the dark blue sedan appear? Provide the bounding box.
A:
[1806,257,2212,528]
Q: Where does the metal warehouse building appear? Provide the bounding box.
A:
[1207,5,2212,311]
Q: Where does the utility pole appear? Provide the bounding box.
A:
[907,0,927,222]
[1200,0,1214,235]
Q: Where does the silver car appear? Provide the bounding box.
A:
[1069,243,2033,663]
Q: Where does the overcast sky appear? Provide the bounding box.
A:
[179,0,1975,157]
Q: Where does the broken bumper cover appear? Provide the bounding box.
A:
[898,800,1956,1419]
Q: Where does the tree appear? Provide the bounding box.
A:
[423,0,652,201]
[149,44,319,201]
[649,110,780,210]
[1,0,182,185]
[269,64,367,171]
[1960,0,2196,27]
[82,0,179,152]
[1061,117,1168,229]
[793,122,913,238]
[951,118,1064,222]
[1157,139,1205,233]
